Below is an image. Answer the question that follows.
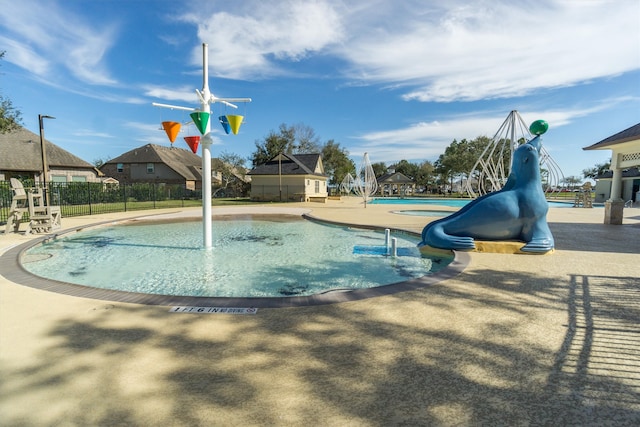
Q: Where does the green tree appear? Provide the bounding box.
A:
[250,123,321,166]
[434,139,470,190]
[93,157,111,169]
[213,151,248,196]
[0,51,23,133]
[293,123,321,153]
[251,128,290,167]
[436,135,505,193]
[370,162,387,177]
[414,160,435,189]
[321,139,355,186]
[562,175,582,190]
[392,160,419,179]
[583,160,610,180]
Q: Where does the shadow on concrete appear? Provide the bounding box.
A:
[2,267,639,425]
[532,273,640,424]
[550,222,640,254]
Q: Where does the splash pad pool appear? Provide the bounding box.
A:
[3,208,468,307]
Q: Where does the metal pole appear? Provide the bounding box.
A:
[39,114,55,205]
[201,43,213,249]
[509,110,517,173]
[279,153,282,201]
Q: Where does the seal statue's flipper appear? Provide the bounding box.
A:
[521,218,554,253]
[422,222,476,250]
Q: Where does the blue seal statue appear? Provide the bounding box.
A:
[420,121,554,254]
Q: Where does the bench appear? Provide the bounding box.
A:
[307,196,327,203]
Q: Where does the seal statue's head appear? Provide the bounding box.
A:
[511,135,542,183]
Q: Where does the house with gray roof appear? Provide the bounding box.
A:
[247,153,328,202]
[583,122,640,223]
[0,126,102,183]
[99,143,221,191]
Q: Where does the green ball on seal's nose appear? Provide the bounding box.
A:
[529,119,549,136]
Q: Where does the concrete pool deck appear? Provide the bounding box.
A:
[1,197,639,426]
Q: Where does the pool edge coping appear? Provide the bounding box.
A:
[0,215,470,308]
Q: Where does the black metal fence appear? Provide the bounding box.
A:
[0,180,203,224]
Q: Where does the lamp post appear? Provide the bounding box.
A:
[278,152,282,202]
[39,114,56,205]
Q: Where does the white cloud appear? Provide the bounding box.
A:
[350,97,634,164]
[0,0,117,86]
[0,38,50,75]
[338,1,640,101]
[179,0,639,102]
[72,129,115,139]
[143,85,200,103]
[182,0,345,79]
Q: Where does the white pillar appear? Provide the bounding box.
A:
[384,229,391,255]
[201,44,213,249]
[609,167,624,201]
[604,161,624,225]
[202,137,212,249]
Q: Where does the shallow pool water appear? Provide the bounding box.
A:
[393,210,450,217]
[22,216,453,298]
[371,198,577,208]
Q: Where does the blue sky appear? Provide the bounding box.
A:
[1,0,639,180]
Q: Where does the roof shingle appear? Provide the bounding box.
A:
[248,153,326,176]
[0,127,95,171]
[102,144,203,181]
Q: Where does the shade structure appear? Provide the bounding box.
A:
[161,121,181,143]
[219,115,231,134]
[184,135,200,153]
[227,114,244,135]
[190,111,210,135]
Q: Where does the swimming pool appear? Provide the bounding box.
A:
[393,210,450,217]
[21,215,454,298]
[371,198,576,208]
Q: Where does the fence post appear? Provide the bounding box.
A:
[124,184,127,212]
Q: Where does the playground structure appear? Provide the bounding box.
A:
[152,43,251,249]
[339,173,355,195]
[352,152,378,207]
[466,110,564,198]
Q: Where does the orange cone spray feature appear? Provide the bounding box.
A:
[184,135,200,153]
[162,121,181,143]
[226,115,244,135]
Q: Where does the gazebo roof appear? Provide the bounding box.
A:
[583,123,640,150]
[377,172,414,184]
